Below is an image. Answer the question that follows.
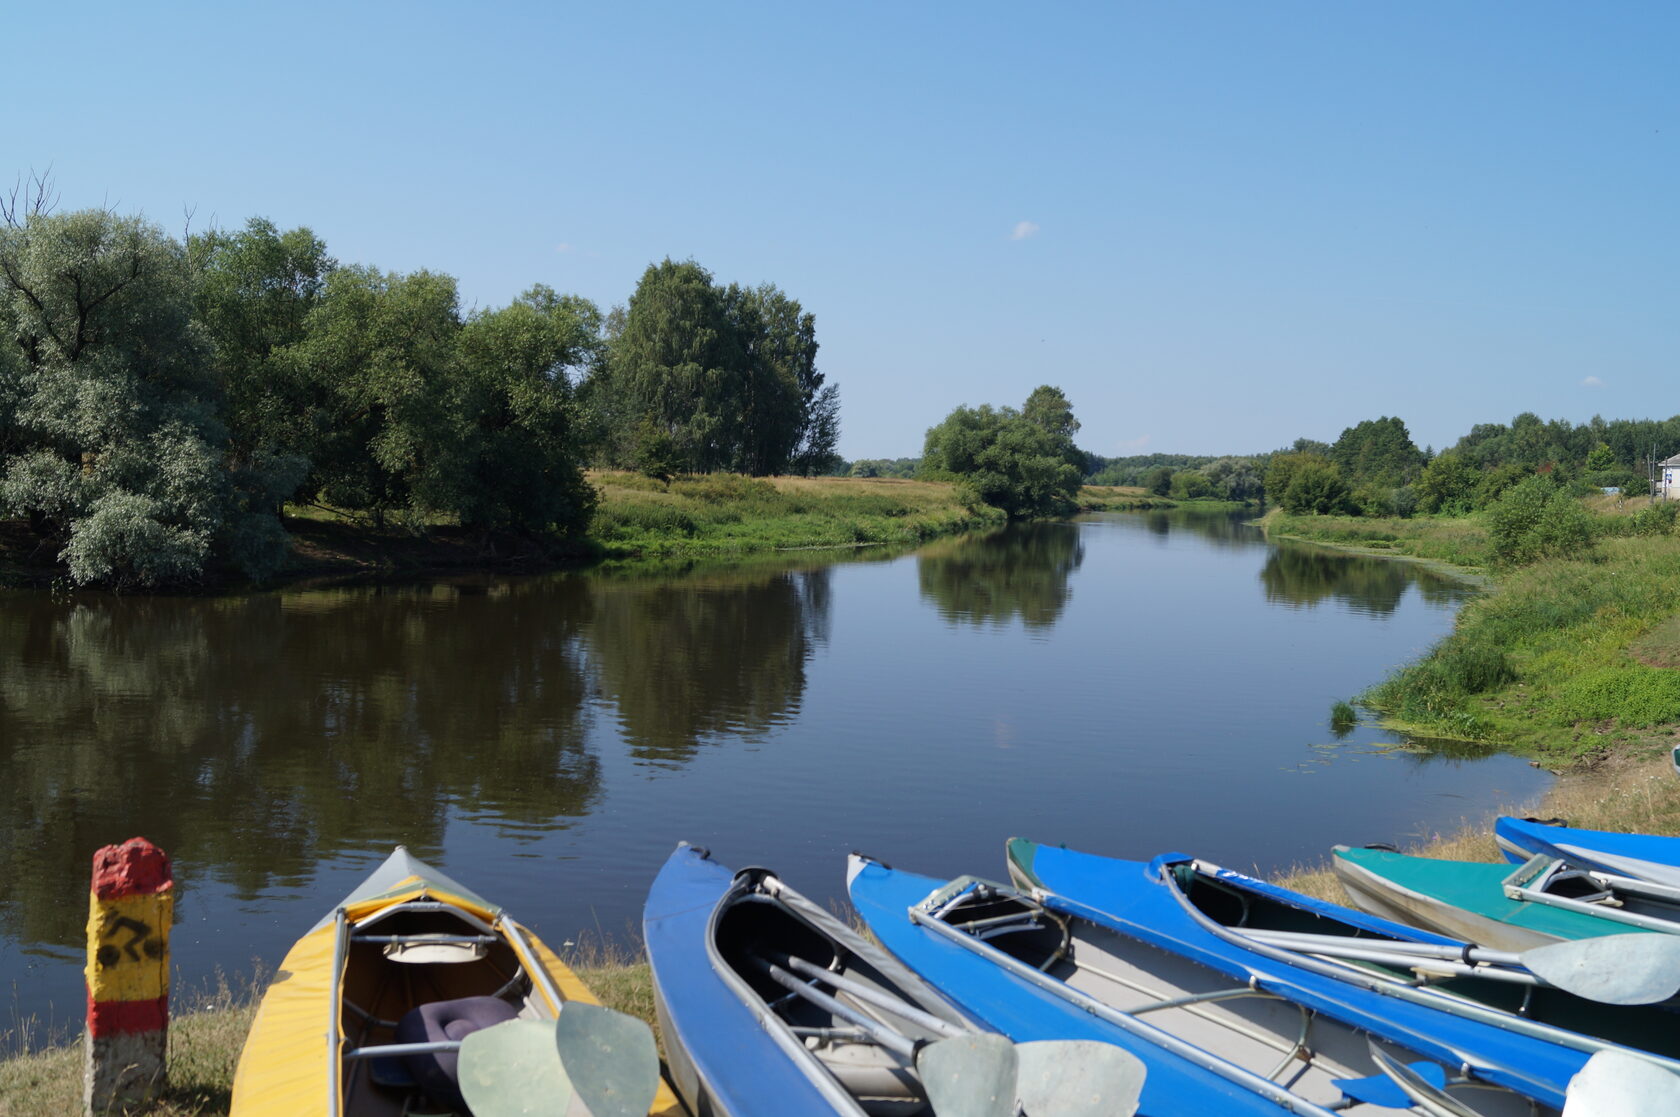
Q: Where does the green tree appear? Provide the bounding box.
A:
[1331,416,1424,488]
[422,286,599,534]
[1264,451,1330,506]
[1415,451,1477,514]
[1585,442,1617,473]
[192,217,333,477]
[291,265,461,523]
[1170,470,1213,499]
[1475,462,1531,508]
[0,207,292,585]
[1281,458,1350,514]
[597,259,734,471]
[1141,466,1174,496]
[1487,476,1595,565]
[1203,457,1262,501]
[922,386,1085,519]
[596,261,837,476]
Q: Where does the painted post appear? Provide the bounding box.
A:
[83,837,173,1116]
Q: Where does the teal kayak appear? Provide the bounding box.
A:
[1332,845,1674,951]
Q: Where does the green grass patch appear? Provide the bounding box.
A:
[1555,666,1680,728]
[586,473,1005,557]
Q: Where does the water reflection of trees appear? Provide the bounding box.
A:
[1260,548,1469,615]
[0,554,840,947]
[583,567,831,765]
[917,523,1084,630]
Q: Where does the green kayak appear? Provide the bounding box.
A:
[1331,845,1673,952]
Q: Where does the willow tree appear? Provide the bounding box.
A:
[0,207,295,585]
[192,217,333,480]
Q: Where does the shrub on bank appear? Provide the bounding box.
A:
[1487,477,1595,566]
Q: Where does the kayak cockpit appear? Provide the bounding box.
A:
[710,869,974,1116]
[334,894,549,1117]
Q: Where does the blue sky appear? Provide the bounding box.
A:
[5,2,1675,460]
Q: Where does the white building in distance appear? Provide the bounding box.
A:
[1660,454,1680,500]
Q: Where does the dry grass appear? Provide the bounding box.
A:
[564,931,658,1034]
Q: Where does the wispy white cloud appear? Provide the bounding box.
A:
[1010,220,1040,241]
[1115,434,1151,453]
[1582,375,1604,387]
[555,242,576,254]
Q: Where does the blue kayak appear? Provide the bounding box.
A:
[850,853,1499,1116]
[1004,837,1680,1112]
[1496,816,1680,889]
[645,843,1008,1117]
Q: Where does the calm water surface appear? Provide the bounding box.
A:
[0,509,1549,1041]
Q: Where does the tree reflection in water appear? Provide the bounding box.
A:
[916,523,1085,631]
[583,565,832,765]
[1260,548,1470,616]
[0,553,847,949]
[0,579,600,946]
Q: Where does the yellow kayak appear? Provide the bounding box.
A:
[231,846,683,1116]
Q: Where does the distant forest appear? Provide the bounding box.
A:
[841,410,1680,516]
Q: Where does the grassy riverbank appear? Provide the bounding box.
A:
[1266,504,1680,765]
[585,472,1006,557]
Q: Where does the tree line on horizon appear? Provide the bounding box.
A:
[0,188,839,587]
[842,408,1680,525]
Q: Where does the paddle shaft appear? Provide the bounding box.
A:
[772,953,967,1040]
[1239,930,1541,988]
[1243,929,1523,965]
[759,960,918,1059]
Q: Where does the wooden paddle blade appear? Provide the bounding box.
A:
[1367,1042,1482,1117]
[554,1002,660,1117]
[1524,934,1680,1006]
[915,1033,1018,1117]
[1564,1049,1680,1116]
[1015,1039,1145,1116]
[458,1019,574,1117]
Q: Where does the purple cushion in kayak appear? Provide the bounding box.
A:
[394,995,520,1109]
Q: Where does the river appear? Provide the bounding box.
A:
[0,508,1549,1046]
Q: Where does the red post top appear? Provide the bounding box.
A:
[91,838,173,900]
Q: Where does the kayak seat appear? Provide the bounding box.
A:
[394,995,521,1111]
